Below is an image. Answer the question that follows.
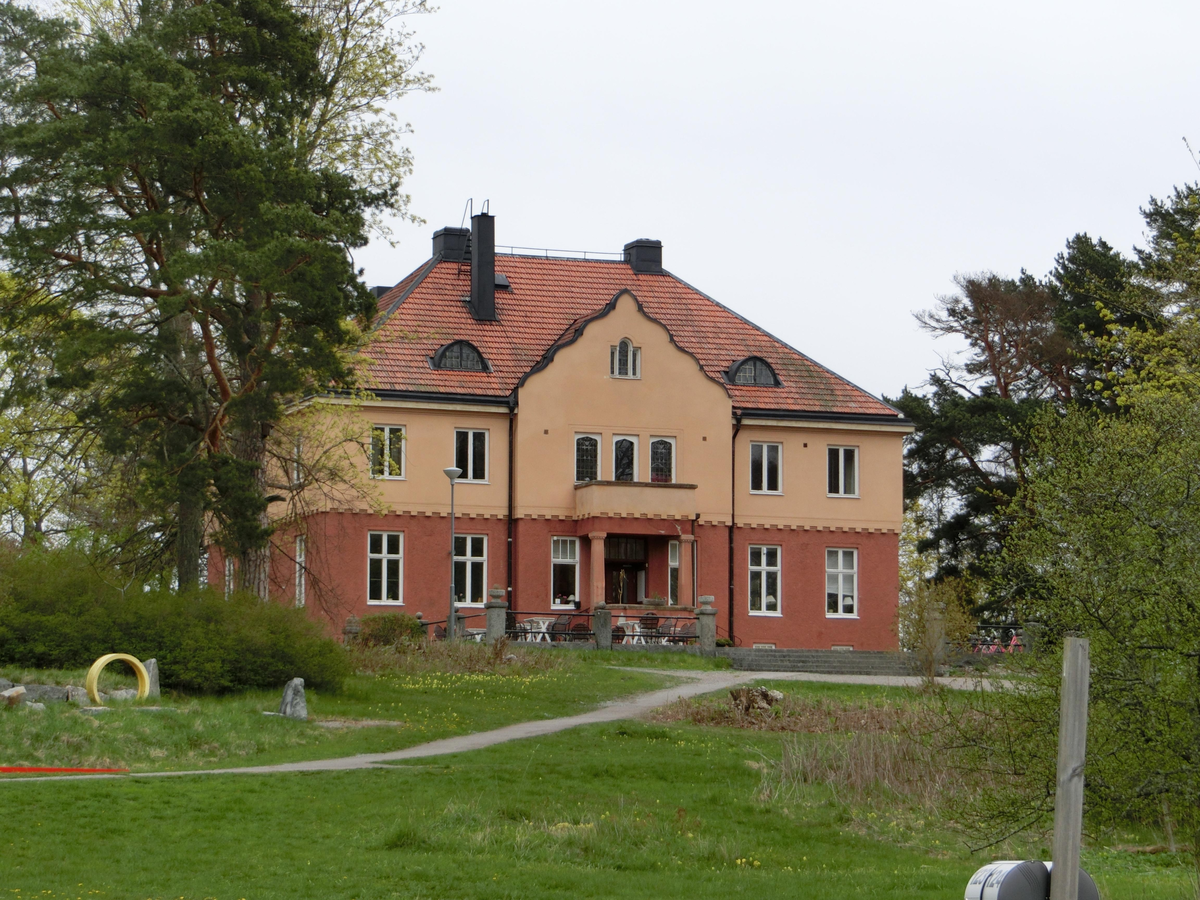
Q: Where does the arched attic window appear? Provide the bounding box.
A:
[609,338,641,378]
[432,340,488,372]
[729,357,779,386]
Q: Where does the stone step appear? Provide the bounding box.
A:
[716,648,917,677]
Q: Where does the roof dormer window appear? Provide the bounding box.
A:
[432,340,487,372]
[610,338,641,379]
[729,357,779,386]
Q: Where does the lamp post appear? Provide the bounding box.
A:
[443,466,462,640]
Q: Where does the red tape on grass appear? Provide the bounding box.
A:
[0,766,128,774]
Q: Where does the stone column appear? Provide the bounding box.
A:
[697,595,717,656]
[593,603,612,651]
[678,535,695,607]
[485,588,507,644]
[589,531,607,609]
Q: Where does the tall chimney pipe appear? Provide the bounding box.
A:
[470,213,496,320]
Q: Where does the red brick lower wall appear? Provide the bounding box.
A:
[209,513,898,651]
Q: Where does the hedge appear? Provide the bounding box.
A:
[0,548,349,693]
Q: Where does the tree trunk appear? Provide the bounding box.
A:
[176,487,204,591]
[235,425,272,602]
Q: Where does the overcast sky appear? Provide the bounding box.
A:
[353,0,1200,402]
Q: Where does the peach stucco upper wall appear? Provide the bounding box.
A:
[353,402,510,517]
[736,422,905,531]
[514,292,734,519]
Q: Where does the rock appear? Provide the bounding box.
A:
[66,686,89,705]
[143,658,161,699]
[109,688,138,701]
[78,706,110,715]
[0,678,12,691]
[24,701,45,711]
[2,685,26,707]
[278,677,307,720]
[729,686,783,714]
[22,684,69,703]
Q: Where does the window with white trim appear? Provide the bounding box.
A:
[455,429,488,481]
[609,338,641,378]
[613,435,638,482]
[749,545,781,615]
[453,535,487,605]
[368,532,403,604]
[295,535,306,608]
[292,437,303,486]
[370,425,405,479]
[826,548,857,616]
[668,540,680,605]
[650,437,675,483]
[551,537,578,608]
[224,556,235,599]
[827,446,857,496]
[575,434,600,483]
[750,442,781,493]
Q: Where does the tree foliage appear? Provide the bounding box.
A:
[0,0,425,592]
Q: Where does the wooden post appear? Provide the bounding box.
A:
[1050,636,1089,900]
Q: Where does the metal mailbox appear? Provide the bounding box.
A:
[965,860,1099,900]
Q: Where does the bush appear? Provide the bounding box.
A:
[0,547,349,693]
[358,612,426,647]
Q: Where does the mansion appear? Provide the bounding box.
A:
[242,214,910,650]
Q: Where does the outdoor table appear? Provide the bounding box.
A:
[522,616,557,642]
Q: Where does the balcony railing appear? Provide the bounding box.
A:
[574,480,697,519]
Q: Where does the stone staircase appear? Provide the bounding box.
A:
[717,647,917,677]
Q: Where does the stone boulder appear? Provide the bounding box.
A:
[729,686,785,714]
[2,685,26,707]
[22,684,68,703]
[109,688,138,701]
[66,686,89,705]
[0,678,12,691]
[278,677,307,720]
[143,658,161,699]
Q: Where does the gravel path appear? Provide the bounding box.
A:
[2,669,986,783]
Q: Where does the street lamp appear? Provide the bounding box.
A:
[443,466,462,640]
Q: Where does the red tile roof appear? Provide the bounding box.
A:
[363,255,901,419]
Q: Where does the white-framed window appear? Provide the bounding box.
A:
[295,535,306,608]
[826,548,857,617]
[453,535,487,605]
[224,556,235,599]
[292,437,303,487]
[613,435,638,482]
[748,545,781,615]
[650,437,675,483]
[368,532,404,604]
[575,434,600,483]
[551,537,578,608]
[455,429,488,481]
[827,446,858,496]
[750,442,781,493]
[668,540,680,605]
[609,338,641,378]
[370,425,405,479]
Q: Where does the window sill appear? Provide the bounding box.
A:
[371,475,406,481]
[749,490,783,496]
[457,480,490,485]
[367,600,405,606]
[749,610,782,617]
[609,375,641,380]
[825,613,859,619]
[826,493,860,499]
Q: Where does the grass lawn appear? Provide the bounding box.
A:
[0,678,1191,899]
[0,650,684,773]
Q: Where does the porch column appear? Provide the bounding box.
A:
[678,534,695,607]
[589,531,607,608]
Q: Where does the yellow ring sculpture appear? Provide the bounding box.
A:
[85,654,150,706]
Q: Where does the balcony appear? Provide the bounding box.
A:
[574,480,698,520]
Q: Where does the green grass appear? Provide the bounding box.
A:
[0,668,1191,898]
[1,720,1189,899]
[0,658,673,772]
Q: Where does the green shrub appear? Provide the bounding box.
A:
[0,547,349,693]
[358,612,426,647]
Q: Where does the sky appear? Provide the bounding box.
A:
[353,0,1200,403]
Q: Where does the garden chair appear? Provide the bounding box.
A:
[612,625,626,644]
[569,622,591,641]
[668,620,697,644]
[550,614,572,641]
